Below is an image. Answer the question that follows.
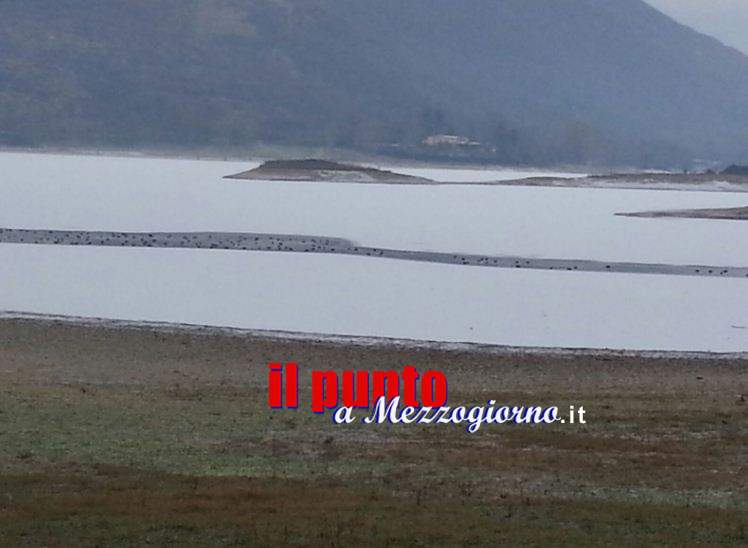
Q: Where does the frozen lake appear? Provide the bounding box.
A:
[1,152,746,352]
[2,245,747,353]
[1,152,747,264]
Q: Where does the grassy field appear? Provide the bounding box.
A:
[0,318,745,546]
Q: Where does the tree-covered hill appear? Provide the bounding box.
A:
[1,0,747,167]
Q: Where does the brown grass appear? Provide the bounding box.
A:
[1,465,745,546]
[0,318,745,545]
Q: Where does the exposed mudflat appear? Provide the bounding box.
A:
[619,206,748,220]
[2,228,747,278]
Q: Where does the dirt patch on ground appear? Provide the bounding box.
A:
[0,318,745,545]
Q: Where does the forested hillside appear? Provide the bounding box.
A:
[2,0,748,167]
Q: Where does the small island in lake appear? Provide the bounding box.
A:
[224,159,433,184]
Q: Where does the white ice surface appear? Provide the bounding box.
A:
[1,152,747,352]
[2,152,748,265]
[1,245,747,352]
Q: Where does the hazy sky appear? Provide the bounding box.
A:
[645,0,748,56]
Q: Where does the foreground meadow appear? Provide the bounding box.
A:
[0,318,745,545]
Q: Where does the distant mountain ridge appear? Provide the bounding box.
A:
[1,0,747,168]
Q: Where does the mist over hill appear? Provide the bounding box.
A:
[1,0,747,168]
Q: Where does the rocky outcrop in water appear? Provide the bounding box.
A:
[225,160,432,184]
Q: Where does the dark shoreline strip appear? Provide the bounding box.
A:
[3,311,747,359]
[1,228,747,279]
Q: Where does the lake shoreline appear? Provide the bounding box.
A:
[4,311,748,360]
